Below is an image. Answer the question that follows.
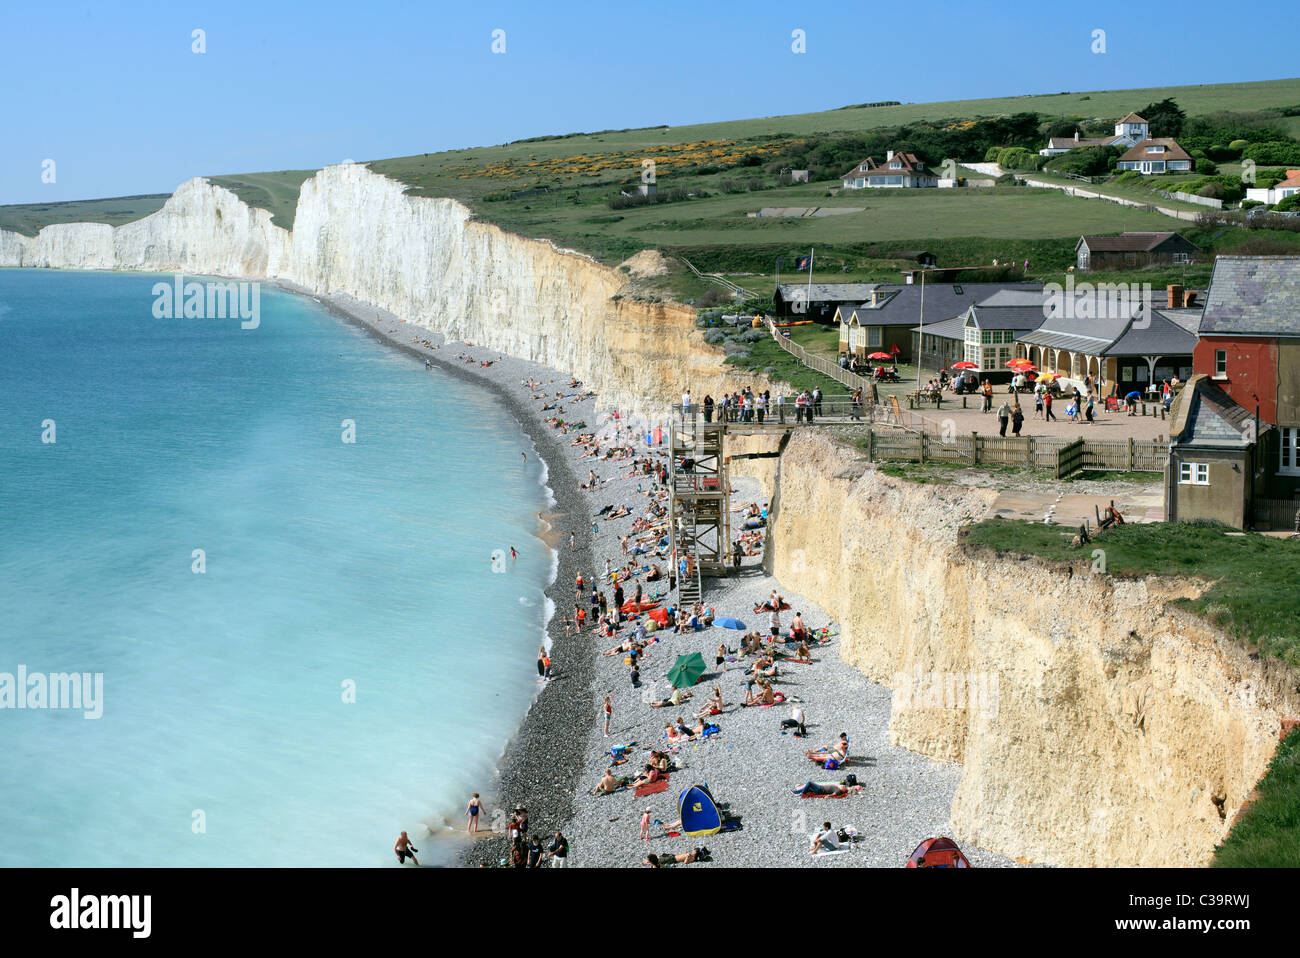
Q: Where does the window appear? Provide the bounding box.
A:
[890,161,901,169]
[1173,253,1190,264]
[867,327,882,347]
[1179,462,1209,486]
[1282,428,1300,477]
[1214,349,1227,378]
[1146,145,1165,154]
[952,285,964,295]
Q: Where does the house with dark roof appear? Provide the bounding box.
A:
[835,282,1041,362]
[1194,256,1300,512]
[840,151,938,189]
[1165,374,1271,529]
[1038,113,1150,156]
[1115,138,1193,174]
[911,289,1050,376]
[1017,289,1198,395]
[1076,232,1200,271]
[774,282,884,320]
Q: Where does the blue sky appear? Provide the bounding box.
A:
[2,0,1295,204]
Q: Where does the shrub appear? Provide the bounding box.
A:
[1241,200,1264,211]
[1044,145,1117,177]
[703,329,727,345]
[984,146,1002,162]
[1244,141,1300,166]
[1195,158,1218,175]
[740,328,767,343]
[1277,194,1300,213]
[1228,138,1250,152]
[1199,182,1226,199]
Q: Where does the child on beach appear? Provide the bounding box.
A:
[603,695,613,736]
[640,808,652,841]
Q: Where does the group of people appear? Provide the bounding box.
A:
[680,387,827,425]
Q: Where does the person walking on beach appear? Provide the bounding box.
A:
[394,831,419,866]
[603,695,613,736]
[465,794,482,834]
[717,642,728,673]
[537,646,547,679]
[569,532,576,549]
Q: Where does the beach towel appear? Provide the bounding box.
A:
[634,777,672,797]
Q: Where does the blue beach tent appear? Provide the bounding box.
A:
[678,783,722,836]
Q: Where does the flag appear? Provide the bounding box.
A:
[796,255,811,271]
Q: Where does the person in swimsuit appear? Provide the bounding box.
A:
[465,794,482,834]
[716,643,727,672]
[394,831,419,865]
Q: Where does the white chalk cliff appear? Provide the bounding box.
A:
[0,165,757,416]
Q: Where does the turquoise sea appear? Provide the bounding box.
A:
[0,269,553,866]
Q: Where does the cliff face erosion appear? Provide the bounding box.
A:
[0,165,760,418]
[761,431,1300,867]
[6,168,1293,866]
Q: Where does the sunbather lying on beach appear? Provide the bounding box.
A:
[665,721,694,742]
[649,688,691,709]
[642,849,709,867]
[793,781,854,798]
[807,733,849,764]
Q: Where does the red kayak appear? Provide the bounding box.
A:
[621,601,661,614]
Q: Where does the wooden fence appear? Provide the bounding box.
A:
[861,427,1169,474]
[1255,498,1300,531]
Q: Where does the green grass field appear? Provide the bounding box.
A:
[3,76,1297,290]
[0,193,171,237]
[207,170,317,230]
[1213,727,1300,868]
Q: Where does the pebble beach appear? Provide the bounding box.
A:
[297,282,1018,869]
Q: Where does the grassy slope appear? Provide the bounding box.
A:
[2,77,1296,275]
[207,170,317,231]
[1213,728,1300,868]
[965,518,1300,668]
[0,194,171,237]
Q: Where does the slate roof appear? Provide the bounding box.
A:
[846,282,1042,328]
[777,283,883,305]
[1076,232,1197,253]
[1170,374,1270,448]
[1046,136,1118,150]
[1103,310,1198,356]
[1198,256,1300,336]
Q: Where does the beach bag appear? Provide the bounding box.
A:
[824,758,839,770]
[844,774,858,787]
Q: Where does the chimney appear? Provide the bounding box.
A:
[1074,130,1079,142]
[1167,284,1184,308]
[1184,290,1198,308]
[887,150,894,162]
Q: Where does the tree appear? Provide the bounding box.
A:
[1140,98,1187,138]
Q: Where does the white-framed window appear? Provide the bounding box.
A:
[1282,427,1300,477]
[867,327,882,347]
[1173,253,1190,264]
[1179,461,1210,485]
[1214,349,1227,377]
[890,161,901,169]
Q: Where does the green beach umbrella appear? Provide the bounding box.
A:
[667,652,707,689]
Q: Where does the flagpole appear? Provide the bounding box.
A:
[806,248,814,317]
[916,268,926,399]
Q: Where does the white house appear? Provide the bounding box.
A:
[1038,112,1150,157]
[1115,138,1193,174]
[1246,170,1300,206]
[840,151,938,189]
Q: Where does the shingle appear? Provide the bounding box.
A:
[1198,256,1300,336]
